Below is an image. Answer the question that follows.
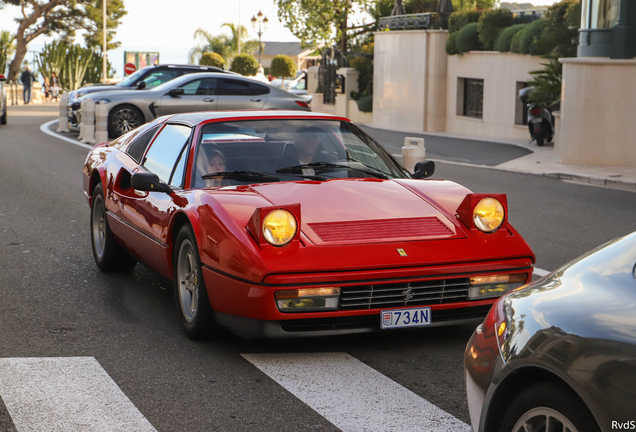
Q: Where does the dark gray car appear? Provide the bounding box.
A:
[464,231,636,432]
[76,72,312,137]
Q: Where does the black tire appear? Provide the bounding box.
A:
[108,105,143,138]
[498,381,600,432]
[90,183,137,272]
[1,109,6,125]
[173,225,215,339]
[536,135,544,147]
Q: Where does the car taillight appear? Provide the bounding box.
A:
[530,108,541,115]
[296,101,310,108]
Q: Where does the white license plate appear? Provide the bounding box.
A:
[380,307,431,329]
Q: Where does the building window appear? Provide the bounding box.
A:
[581,0,619,29]
[515,82,528,126]
[459,78,483,119]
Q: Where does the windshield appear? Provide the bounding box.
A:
[192,119,409,188]
[116,67,152,87]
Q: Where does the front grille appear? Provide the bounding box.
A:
[339,278,471,310]
[279,305,491,333]
[308,217,453,243]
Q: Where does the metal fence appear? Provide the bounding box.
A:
[378,13,448,31]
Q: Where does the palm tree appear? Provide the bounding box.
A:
[0,31,16,76]
[188,23,262,66]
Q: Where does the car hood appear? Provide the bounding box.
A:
[250,179,464,245]
[83,88,159,101]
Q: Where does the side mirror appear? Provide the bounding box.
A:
[131,172,172,194]
[136,81,147,89]
[169,88,184,97]
[0,74,5,82]
[412,161,435,179]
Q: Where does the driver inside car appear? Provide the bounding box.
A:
[274,127,337,175]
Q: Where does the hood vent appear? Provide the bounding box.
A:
[308,217,453,243]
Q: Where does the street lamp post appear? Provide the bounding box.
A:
[250,10,269,65]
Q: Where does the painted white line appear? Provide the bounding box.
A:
[242,352,470,432]
[40,119,94,150]
[533,267,551,277]
[0,357,156,432]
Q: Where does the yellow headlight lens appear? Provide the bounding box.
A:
[473,198,505,232]
[262,209,297,246]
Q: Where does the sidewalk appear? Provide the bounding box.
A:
[363,123,636,192]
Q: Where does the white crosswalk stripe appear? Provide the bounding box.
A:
[243,352,471,432]
[0,357,156,432]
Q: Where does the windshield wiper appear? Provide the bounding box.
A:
[201,171,280,183]
[276,162,388,179]
[346,157,392,179]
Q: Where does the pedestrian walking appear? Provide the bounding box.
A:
[20,65,35,104]
[50,72,60,102]
[42,76,51,101]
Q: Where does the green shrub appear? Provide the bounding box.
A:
[478,8,515,51]
[494,23,526,52]
[199,52,225,69]
[349,55,373,98]
[445,31,460,55]
[449,10,483,34]
[230,54,259,76]
[455,22,481,54]
[356,95,373,113]
[510,26,524,53]
[518,18,547,55]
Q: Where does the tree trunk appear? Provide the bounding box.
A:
[8,35,27,82]
[339,7,348,52]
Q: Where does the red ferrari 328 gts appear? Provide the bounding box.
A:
[83,111,535,339]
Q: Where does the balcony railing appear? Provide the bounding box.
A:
[378,13,448,31]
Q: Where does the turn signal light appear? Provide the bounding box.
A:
[275,287,341,312]
[468,273,526,300]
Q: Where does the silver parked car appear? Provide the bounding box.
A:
[464,231,636,432]
[76,72,312,138]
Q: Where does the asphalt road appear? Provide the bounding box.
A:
[1,104,635,432]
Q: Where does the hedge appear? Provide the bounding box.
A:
[448,10,482,34]
[518,19,547,55]
[478,8,515,51]
[494,23,527,52]
[510,26,525,53]
[455,23,481,54]
[445,31,460,56]
[230,54,259,76]
[199,52,225,69]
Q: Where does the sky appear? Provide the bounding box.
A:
[0,0,560,78]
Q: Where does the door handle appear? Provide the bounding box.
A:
[250,98,262,102]
[203,98,215,102]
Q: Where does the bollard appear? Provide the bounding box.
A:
[78,99,86,141]
[56,93,70,133]
[94,102,109,145]
[81,98,95,145]
[401,137,426,173]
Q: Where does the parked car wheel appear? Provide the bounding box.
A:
[90,183,137,272]
[1,110,6,125]
[498,382,600,432]
[109,105,143,138]
[173,225,215,339]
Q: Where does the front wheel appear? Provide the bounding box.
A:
[498,382,600,432]
[109,105,143,138]
[173,225,215,339]
[1,108,6,125]
[90,183,137,272]
[535,135,544,147]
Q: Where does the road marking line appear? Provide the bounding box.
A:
[534,268,550,277]
[242,352,470,432]
[40,119,93,150]
[0,357,156,432]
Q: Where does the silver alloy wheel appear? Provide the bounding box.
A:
[112,108,141,135]
[511,407,578,432]
[91,194,106,259]
[177,239,199,323]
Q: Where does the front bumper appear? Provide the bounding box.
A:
[203,258,533,339]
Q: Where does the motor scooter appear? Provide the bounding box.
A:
[519,87,554,147]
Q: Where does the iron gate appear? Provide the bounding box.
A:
[319,47,348,105]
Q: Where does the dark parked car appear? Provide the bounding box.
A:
[0,74,6,126]
[464,231,636,432]
[67,64,233,126]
